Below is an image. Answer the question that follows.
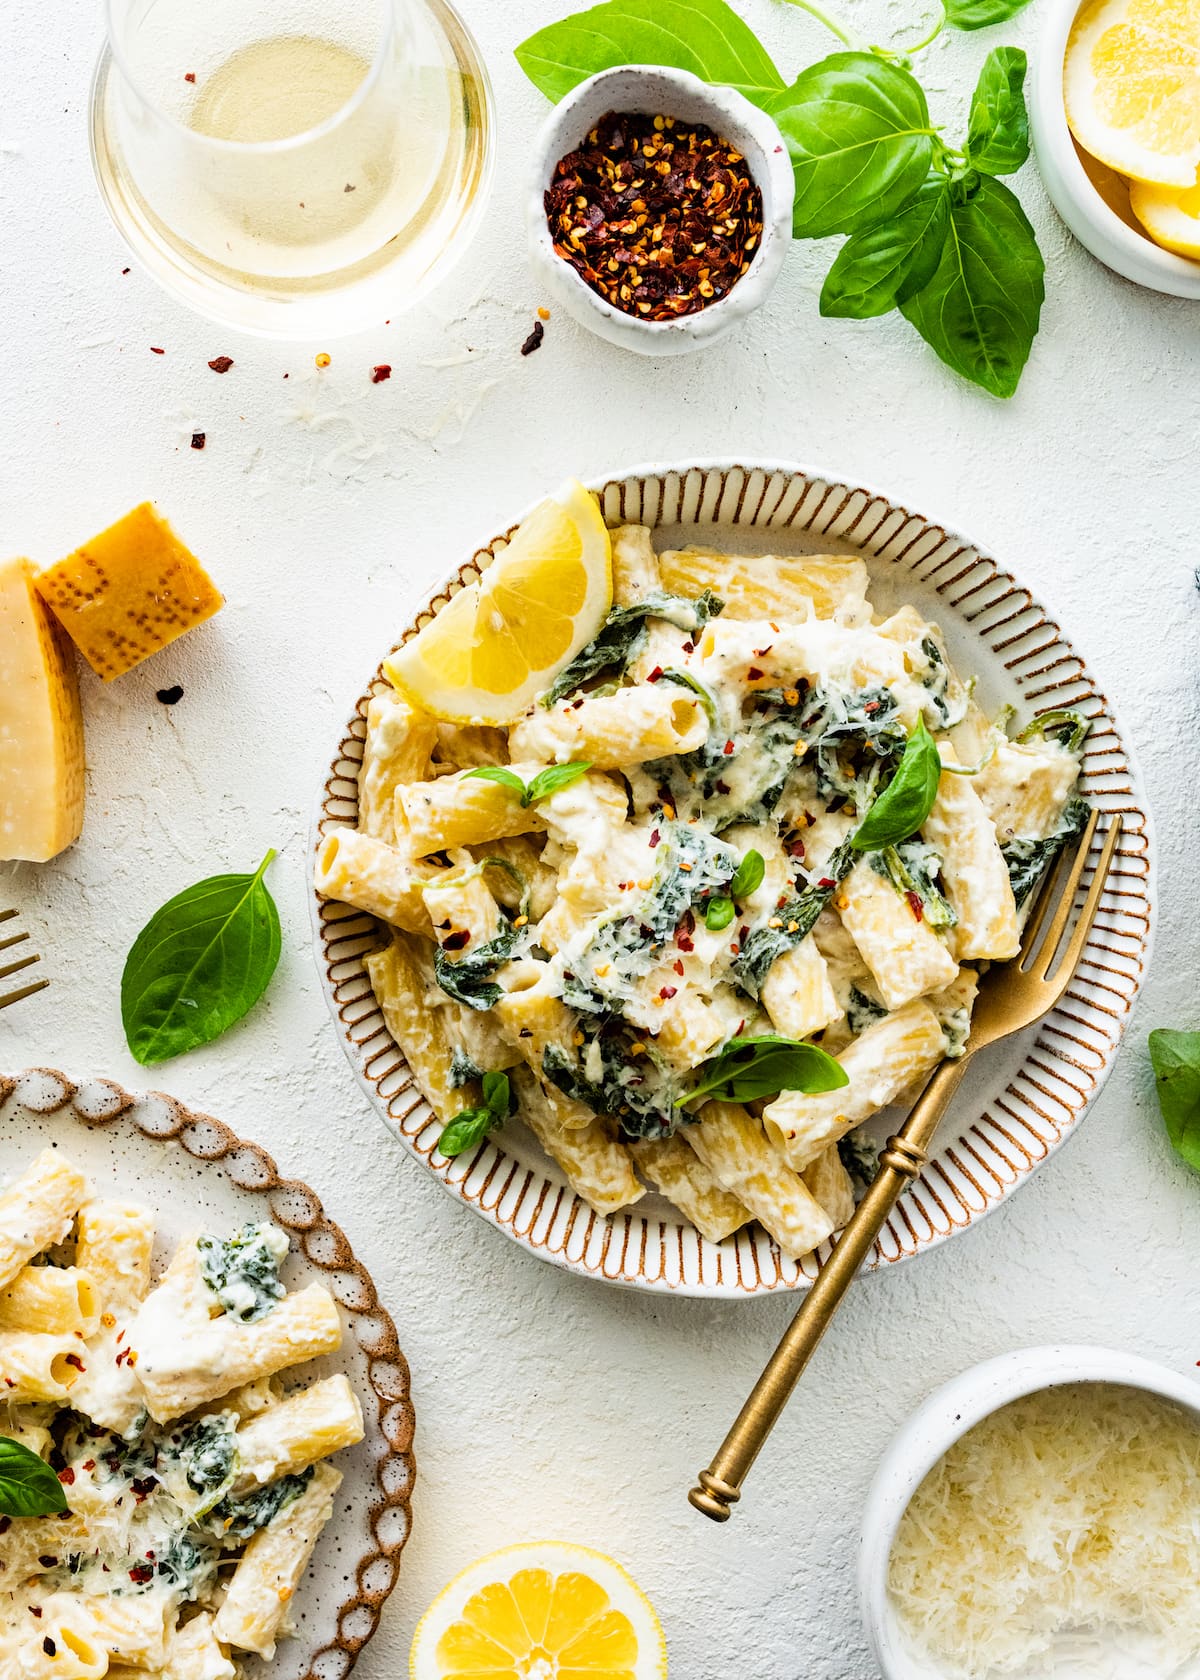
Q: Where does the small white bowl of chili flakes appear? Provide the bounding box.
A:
[528,65,795,355]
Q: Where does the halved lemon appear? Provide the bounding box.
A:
[1129,174,1200,256]
[385,480,612,724]
[410,1541,667,1680]
[1064,0,1200,188]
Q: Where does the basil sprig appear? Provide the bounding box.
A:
[851,718,942,854]
[121,851,281,1066]
[437,1071,512,1158]
[0,1438,68,1518]
[1149,1031,1200,1173]
[706,848,765,932]
[679,1035,848,1109]
[465,763,591,806]
[516,1,1044,396]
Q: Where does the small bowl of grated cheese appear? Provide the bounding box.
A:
[860,1346,1200,1680]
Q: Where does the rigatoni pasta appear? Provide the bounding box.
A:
[317,511,1088,1262]
[0,1150,365,1679]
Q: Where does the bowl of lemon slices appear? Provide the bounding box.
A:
[1032,0,1200,296]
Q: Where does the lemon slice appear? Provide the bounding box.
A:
[1065,0,1200,188]
[1129,175,1200,256]
[410,1541,667,1680]
[385,480,612,725]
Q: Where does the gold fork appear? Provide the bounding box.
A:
[0,909,49,1010]
[689,808,1122,1522]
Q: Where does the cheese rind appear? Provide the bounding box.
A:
[36,502,223,680]
[0,556,86,861]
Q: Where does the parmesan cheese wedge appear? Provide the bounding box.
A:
[0,556,86,861]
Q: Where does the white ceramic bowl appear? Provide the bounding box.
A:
[525,66,795,354]
[1030,0,1200,298]
[860,1345,1200,1678]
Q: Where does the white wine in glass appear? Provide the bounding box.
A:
[90,0,493,336]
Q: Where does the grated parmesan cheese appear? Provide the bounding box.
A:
[888,1383,1200,1678]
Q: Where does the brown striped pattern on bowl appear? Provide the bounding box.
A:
[311,463,1153,1298]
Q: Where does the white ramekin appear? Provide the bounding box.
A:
[860,1344,1200,1679]
[1030,0,1200,298]
[525,65,795,356]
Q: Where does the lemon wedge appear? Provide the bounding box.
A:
[1129,175,1200,256]
[385,480,612,725]
[1065,0,1200,188]
[410,1541,667,1680]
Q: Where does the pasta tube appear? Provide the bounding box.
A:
[0,1148,88,1292]
[213,1463,342,1657]
[509,687,707,769]
[610,524,662,604]
[0,1265,99,1335]
[314,828,435,934]
[628,1136,750,1243]
[358,689,437,842]
[687,1104,834,1259]
[396,764,549,854]
[657,547,870,622]
[0,1330,85,1402]
[836,859,958,1011]
[75,1199,155,1309]
[513,1070,643,1216]
[233,1374,364,1489]
[924,753,1019,961]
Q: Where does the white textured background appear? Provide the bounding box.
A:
[3,0,1199,1673]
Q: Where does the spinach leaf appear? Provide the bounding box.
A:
[121,851,281,1066]
[852,717,941,853]
[900,175,1044,399]
[173,1414,237,1511]
[965,48,1030,176]
[879,840,957,928]
[448,1047,484,1088]
[198,1223,287,1322]
[544,1034,687,1138]
[543,589,723,706]
[820,176,950,318]
[838,1130,880,1186]
[1001,795,1089,908]
[944,0,1034,29]
[464,762,591,806]
[0,1437,68,1517]
[680,1035,848,1107]
[1016,708,1091,754]
[769,54,936,239]
[1149,1030,1200,1173]
[515,0,785,106]
[212,1468,313,1541]
[732,838,858,997]
[437,1070,512,1157]
[433,918,525,1011]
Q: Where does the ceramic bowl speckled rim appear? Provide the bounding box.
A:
[0,1066,414,1680]
[310,461,1154,1299]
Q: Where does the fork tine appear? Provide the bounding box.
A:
[1030,809,1103,978]
[0,977,49,1009]
[0,952,39,983]
[0,909,16,925]
[1045,815,1123,991]
[1020,807,1100,963]
[0,930,29,953]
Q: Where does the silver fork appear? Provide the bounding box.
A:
[0,909,49,1010]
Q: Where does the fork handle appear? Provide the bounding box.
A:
[688,1053,971,1522]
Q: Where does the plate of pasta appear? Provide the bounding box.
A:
[0,1066,414,1680]
[312,462,1152,1297]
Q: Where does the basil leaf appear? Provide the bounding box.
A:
[121,851,281,1066]
[525,763,592,804]
[730,849,765,899]
[542,589,723,706]
[514,0,785,106]
[820,176,950,318]
[706,896,735,931]
[0,1437,68,1518]
[900,175,1044,398]
[769,54,936,239]
[481,1070,511,1116]
[463,766,527,799]
[681,1035,848,1107]
[852,718,941,853]
[732,838,857,997]
[944,0,1033,29]
[965,48,1030,176]
[1149,1030,1200,1172]
[437,1106,500,1158]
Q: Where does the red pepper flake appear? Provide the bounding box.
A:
[150,346,164,354]
[786,838,806,859]
[753,645,773,657]
[371,363,392,383]
[906,890,924,921]
[818,877,836,890]
[677,933,694,953]
[43,1638,57,1658]
[715,779,731,795]
[184,71,196,82]
[128,1564,154,1584]
[190,432,205,450]
[659,986,677,1000]
[646,665,663,682]
[681,639,694,654]
[722,740,735,755]
[442,929,470,952]
[747,666,764,680]
[520,320,545,356]
[0,1518,9,1535]
[673,959,685,976]
[82,1460,95,1472]
[570,697,585,710]
[208,355,233,373]
[545,110,764,322]
[648,828,661,848]
[58,1467,75,1485]
[121,266,130,275]
[64,1353,85,1371]
[864,700,881,713]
